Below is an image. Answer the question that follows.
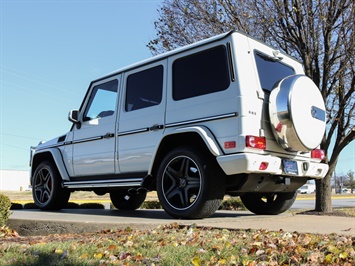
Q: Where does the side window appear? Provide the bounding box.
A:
[125,65,163,111]
[83,79,118,121]
[173,45,230,100]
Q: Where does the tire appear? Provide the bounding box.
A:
[240,191,297,215]
[32,161,70,210]
[156,147,225,219]
[110,190,146,210]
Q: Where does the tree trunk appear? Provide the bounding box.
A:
[315,165,334,213]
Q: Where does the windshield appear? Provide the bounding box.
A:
[254,51,295,91]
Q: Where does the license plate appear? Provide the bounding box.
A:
[283,159,298,175]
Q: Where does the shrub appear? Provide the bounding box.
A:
[141,200,162,209]
[24,202,38,209]
[65,202,80,209]
[0,194,12,226]
[79,203,105,209]
[10,203,23,210]
[219,197,247,211]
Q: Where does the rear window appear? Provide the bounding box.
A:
[173,45,230,100]
[254,51,294,91]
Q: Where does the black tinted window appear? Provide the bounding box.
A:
[173,46,230,100]
[255,52,295,91]
[126,65,163,111]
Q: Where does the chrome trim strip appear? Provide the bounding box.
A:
[37,135,108,150]
[64,182,142,189]
[63,178,143,189]
[117,128,149,137]
[166,112,238,128]
[39,113,238,149]
[71,135,103,144]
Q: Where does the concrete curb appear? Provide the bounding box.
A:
[7,209,355,237]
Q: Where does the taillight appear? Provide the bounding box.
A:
[246,135,266,150]
[311,149,326,160]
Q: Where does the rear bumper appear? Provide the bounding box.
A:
[216,153,328,179]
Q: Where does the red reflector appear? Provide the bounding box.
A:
[224,141,236,149]
[259,162,269,170]
[311,149,326,160]
[246,135,266,150]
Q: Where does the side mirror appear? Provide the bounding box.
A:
[68,110,80,123]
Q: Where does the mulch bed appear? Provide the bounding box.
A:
[298,209,354,217]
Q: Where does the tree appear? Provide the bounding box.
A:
[346,171,355,193]
[148,0,355,212]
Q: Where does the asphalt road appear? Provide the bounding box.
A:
[291,196,355,209]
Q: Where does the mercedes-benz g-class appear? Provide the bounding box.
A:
[30,30,328,218]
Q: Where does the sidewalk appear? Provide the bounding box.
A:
[8,209,355,237]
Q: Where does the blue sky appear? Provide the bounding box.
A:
[0,0,161,170]
[0,0,354,175]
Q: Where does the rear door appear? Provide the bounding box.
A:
[117,61,166,173]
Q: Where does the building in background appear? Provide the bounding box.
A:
[0,170,30,191]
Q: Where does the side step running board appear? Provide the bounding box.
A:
[63,178,143,189]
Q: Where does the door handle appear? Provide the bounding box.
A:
[103,133,114,139]
[149,124,163,131]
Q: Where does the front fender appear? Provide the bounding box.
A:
[31,148,70,182]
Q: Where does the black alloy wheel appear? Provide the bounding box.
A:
[32,161,70,210]
[156,147,225,219]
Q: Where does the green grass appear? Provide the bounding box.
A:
[1,224,354,265]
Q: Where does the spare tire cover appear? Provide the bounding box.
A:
[269,75,326,152]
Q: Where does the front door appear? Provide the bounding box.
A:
[71,78,119,177]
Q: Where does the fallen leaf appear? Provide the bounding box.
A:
[119,252,131,260]
[339,251,348,259]
[54,248,63,254]
[94,253,103,259]
[218,258,227,264]
[191,256,201,266]
[107,244,117,251]
[256,249,265,256]
[80,253,89,259]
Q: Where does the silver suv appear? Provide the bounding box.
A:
[30,30,328,219]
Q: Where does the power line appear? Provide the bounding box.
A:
[0,132,41,141]
[0,142,29,152]
[0,66,82,97]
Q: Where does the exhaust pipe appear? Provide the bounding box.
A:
[128,188,137,195]
[128,187,148,195]
[137,187,148,194]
